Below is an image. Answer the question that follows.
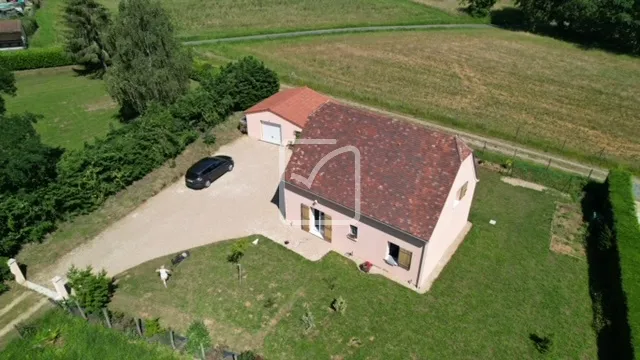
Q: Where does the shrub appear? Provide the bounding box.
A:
[0,48,73,71]
[331,296,347,315]
[238,350,264,360]
[66,265,113,314]
[301,304,315,333]
[0,256,10,294]
[143,317,163,338]
[462,0,497,17]
[227,240,249,263]
[203,132,216,145]
[21,16,39,38]
[204,56,279,111]
[185,320,211,356]
[607,169,640,354]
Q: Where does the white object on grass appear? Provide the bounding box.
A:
[155,265,172,288]
[489,220,497,225]
[252,238,259,245]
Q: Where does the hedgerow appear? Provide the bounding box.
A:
[0,47,73,71]
[0,56,278,267]
[608,169,640,356]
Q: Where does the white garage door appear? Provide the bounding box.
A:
[261,122,282,145]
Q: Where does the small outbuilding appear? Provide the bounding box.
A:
[244,87,329,146]
[0,19,25,50]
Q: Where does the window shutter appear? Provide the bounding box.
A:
[324,213,332,242]
[301,204,310,232]
[398,248,412,270]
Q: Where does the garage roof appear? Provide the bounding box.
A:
[245,87,329,128]
[284,102,473,242]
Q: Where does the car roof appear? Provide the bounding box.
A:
[188,157,221,174]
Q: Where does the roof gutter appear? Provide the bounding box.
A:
[284,180,430,244]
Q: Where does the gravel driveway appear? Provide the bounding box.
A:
[48,137,330,279]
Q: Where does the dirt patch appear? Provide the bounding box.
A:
[501,177,547,191]
[84,97,117,112]
[550,202,586,259]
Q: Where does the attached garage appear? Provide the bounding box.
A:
[244,87,329,146]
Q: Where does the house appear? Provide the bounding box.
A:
[0,20,25,50]
[244,87,329,146]
[281,100,478,291]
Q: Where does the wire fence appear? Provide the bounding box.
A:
[13,299,241,360]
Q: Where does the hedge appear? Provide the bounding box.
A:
[0,56,278,263]
[0,47,73,71]
[608,168,640,357]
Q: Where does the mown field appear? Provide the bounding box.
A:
[111,169,597,359]
[195,28,640,172]
[2,310,179,359]
[5,67,119,149]
[28,0,479,48]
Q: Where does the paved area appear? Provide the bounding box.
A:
[46,137,331,279]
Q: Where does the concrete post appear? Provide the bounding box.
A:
[51,276,70,300]
[7,259,25,284]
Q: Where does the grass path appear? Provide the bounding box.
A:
[184,23,493,45]
[0,298,50,339]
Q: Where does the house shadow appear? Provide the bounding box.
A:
[270,185,285,218]
[581,180,634,360]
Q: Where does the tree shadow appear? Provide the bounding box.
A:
[581,180,635,360]
[489,7,639,57]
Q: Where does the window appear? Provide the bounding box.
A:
[456,182,469,201]
[312,208,325,236]
[348,225,358,240]
[386,242,412,270]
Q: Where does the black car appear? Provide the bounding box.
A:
[185,156,234,189]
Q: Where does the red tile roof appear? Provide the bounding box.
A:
[285,102,473,242]
[245,87,330,128]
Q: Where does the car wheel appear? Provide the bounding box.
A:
[205,180,211,188]
[228,164,234,172]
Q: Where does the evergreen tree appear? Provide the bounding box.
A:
[105,0,192,116]
[63,0,111,74]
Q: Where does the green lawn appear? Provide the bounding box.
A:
[112,169,597,359]
[195,28,640,173]
[28,0,480,48]
[5,67,119,150]
[2,310,180,359]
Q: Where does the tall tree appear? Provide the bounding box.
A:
[63,0,111,74]
[0,65,16,116]
[105,0,192,116]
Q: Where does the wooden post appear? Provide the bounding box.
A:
[598,147,605,160]
[136,318,143,337]
[169,329,176,350]
[561,138,567,151]
[546,158,551,170]
[587,169,593,181]
[102,308,112,328]
[515,124,521,139]
[75,300,87,320]
[200,343,206,359]
[237,264,242,285]
[14,325,23,339]
[482,141,487,153]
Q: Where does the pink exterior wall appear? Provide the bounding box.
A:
[284,186,425,287]
[419,155,477,288]
[246,111,302,146]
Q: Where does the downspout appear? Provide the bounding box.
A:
[415,240,427,289]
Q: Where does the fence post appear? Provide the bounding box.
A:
[546,158,551,170]
[598,147,605,160]
[237,264,242,285]
[561,138,567,151]
[75,300,87,320]
[515,124,522,139]
[136,318,143,337]
[482,141,487,153]
[13,325,23,339]
[170,329,176,350]
[587,169,593,181]
[102,308,112,328]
